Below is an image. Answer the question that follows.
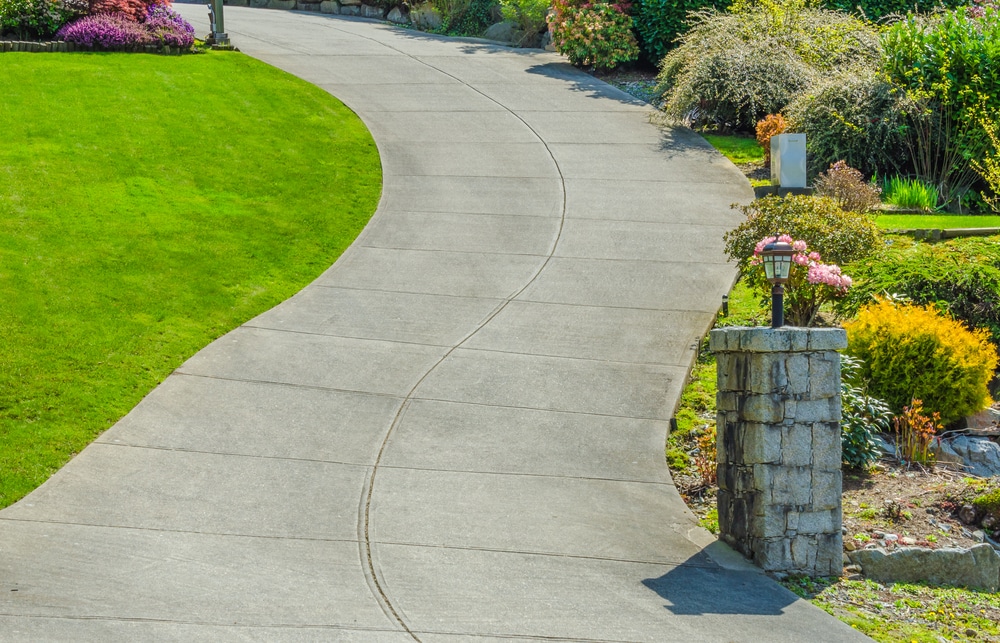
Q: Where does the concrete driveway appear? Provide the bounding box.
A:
[0,8,870,641]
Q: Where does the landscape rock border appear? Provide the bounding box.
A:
[0,40,187,53]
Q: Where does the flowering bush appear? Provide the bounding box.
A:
[88,0,160,21]
[547,0,639,70]
[750,234,852,326]
[143,3,192,47]
[57,11,146,46]
[56,4,191,48]
[967,0,998,18]
[0,0,86,39]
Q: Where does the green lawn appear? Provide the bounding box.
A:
[875,214,1000,229]
[701,134,766,165]
[0,52,381,508]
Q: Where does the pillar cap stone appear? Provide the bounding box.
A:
[709,327,847,353]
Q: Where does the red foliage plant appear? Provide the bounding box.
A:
[89,0,169,21]
[756,113,787,165]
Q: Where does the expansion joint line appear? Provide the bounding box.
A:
[327,24,571,642]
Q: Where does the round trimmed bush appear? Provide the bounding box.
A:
[845,299,999,426]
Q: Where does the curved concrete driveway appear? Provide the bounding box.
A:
[0,9,869,642]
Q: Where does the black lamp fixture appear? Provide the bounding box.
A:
[760,237,795,328]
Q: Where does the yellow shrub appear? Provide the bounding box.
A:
[845,299,998,426]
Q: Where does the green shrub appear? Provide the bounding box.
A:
[657,0,880,132]
[839,236,1000,347]
[881,176,939,211]
[444,0,499,35]
[0,0,84,39]
[841,355,893,469]
[882,8,1000,207]
[499,0,549,42]
[814,160,882,213]
[973,116,1000,213]
[844,299,999,425]
[785,68,908,181]
[548,0,639,69]
[633,0,730,65]
[724,194,884,275]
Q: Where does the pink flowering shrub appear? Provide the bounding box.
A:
[547,0,639,70]
[750,234,853,326]
[57,3,191,48]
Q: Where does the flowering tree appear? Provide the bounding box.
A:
[750,234,853,326]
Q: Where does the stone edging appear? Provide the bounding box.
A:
[0,40,187,53]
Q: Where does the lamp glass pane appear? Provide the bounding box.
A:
[774,255,792,280]
[763,256,776,280]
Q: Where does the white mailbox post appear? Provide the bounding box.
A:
[771,133,807,188]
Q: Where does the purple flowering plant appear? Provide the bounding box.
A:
[750,234,853,327]
[56,3,193,49]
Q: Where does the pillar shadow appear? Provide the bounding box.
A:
[641,543,800,616]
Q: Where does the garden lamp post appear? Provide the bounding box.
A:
[208,0,229,47]
[760,238,795,328]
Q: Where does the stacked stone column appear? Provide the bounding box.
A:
[709,327,845,576]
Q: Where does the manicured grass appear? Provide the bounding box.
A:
[0,52,381,508]
[875,214,1000,229]
[701,134,766,165]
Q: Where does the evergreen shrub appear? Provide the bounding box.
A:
[785,68,907,180]
[844,299,999,426]
[633,0,729,64]
[0,0,86,39]
[840,236,1000,347]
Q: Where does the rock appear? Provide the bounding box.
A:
[409,4,442,29]
[960,504,979,525]
[267,0,295,8]
[849,544,1000,591]
[386,6,408,23]
[884,534,899,542]
[931,436,965,469]
[964,407,1000,430]
[984,514,999,530]
[950,436,1000,477]
[339,4,360,14]
[901,536,917,546]
[844,564,862,574]
[319,0,339,12]
[974,530,986,542]
[483,20,518,43]
[360,3,383,17]
[845,540,858,551]
[339,0,360,5]
[296,2,321,10]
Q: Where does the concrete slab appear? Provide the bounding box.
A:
[380,399,670,482]
[373,544,871,642]
[0,520,391,629]
[563,178,749,224]
[315,246,547,298]
[177,326,447,396]
[462,300,706,365]
[248,286,503,346]
[414,348,685,419]
[554,219,732,263]
[551,143,740,182]
[357,211,558,255]
[3,443,367,540]
[476,81,650,112]
[370,467,702,564]
[253,53,462,85]
[0,618,411,643]
[523,110,668,144]
[376,176,562,216]
[315,82,509,113]
[99,374,400,463]
[378,141,559,178]
[519,257,735,312]
[363,111,538,143]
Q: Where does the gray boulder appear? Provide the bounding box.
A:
[386,7,408,23]
[360,3,384,17]
[849,544,1000,591]
[409,4,442,29]
[950,435,1000,477]
[483,20,518,43]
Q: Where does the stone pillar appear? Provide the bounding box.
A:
[709,327,846,577]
